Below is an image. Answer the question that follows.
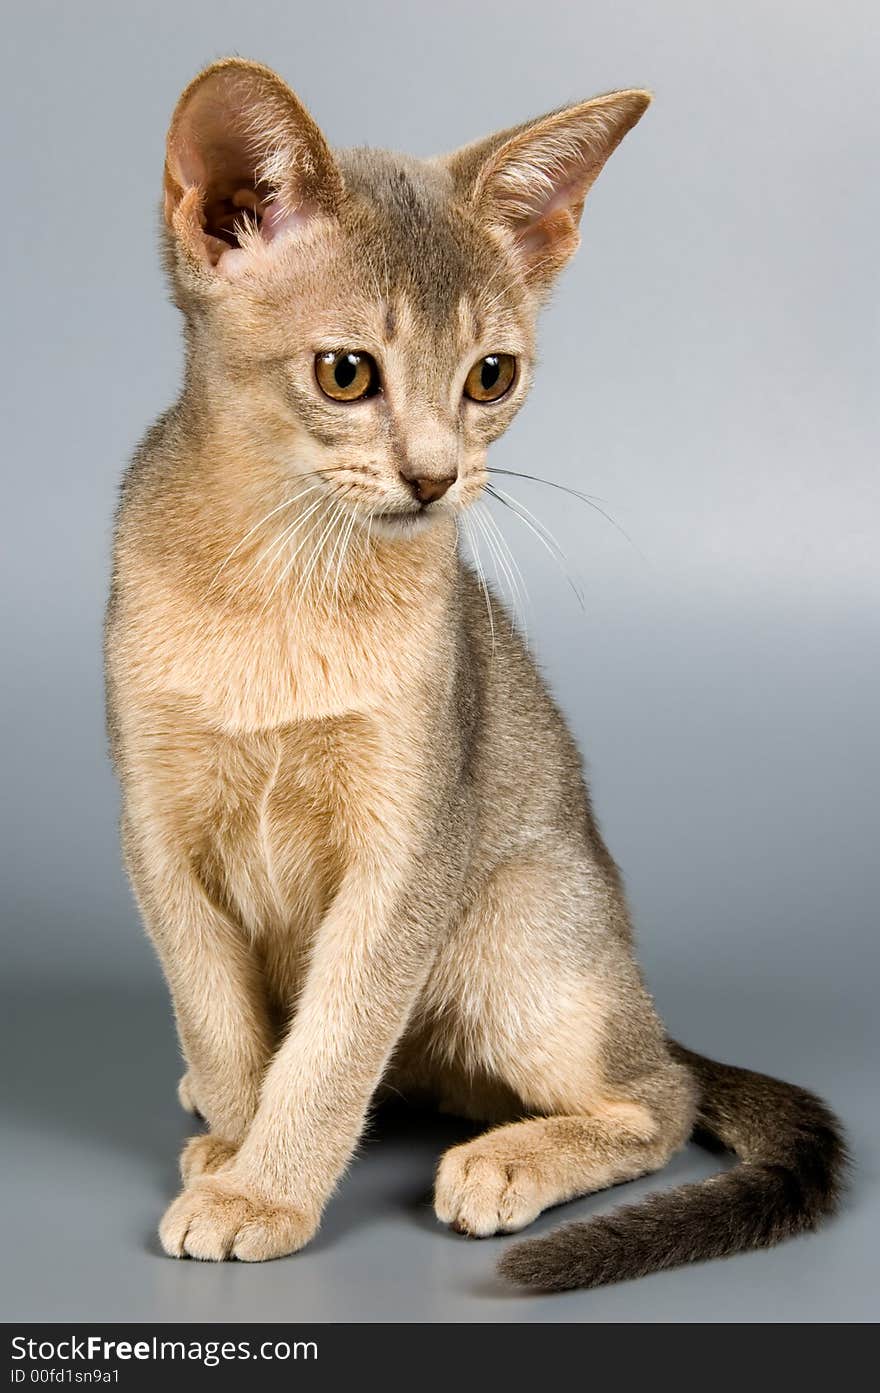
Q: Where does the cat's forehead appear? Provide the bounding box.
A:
[334,147,504,332]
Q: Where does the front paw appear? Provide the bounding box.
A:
[159,1176,318,1262]
[179,1135,238,1185]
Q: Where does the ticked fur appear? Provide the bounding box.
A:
[106,59,845,1285]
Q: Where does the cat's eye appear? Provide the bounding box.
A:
[463,353,517,403]
[315,351,380,402]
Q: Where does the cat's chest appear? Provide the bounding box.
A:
[190,613,395,728]
[133,585,435,732]
[197,717,371,938]
[224,771,317,948]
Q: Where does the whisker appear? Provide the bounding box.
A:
[258,496,337,613]
[487,466,606,505]
[207,485,323,594]
[290,492,355,620]
[461,513,496,656]
[477,502,530,629]
[471,505,519,633]
[477,281,516,318]
[302,500,347,600]
[331,508,361,618]
[476,255,516,308]
[487,466,641,556]
[235,494,328,603]
[485,483,585,610]
[468,504,501,594]
[213,464,362,587]
[314,500,352,606]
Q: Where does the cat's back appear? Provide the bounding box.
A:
[105,404,187,756]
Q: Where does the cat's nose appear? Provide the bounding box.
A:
[399,469,457,504]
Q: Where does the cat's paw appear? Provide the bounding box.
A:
[177,1072,202,1118]
[179,1135,238,1185]
[159,1176,317,1262]
[434,1141,545,1237]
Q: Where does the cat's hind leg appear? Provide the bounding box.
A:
[434,1087,689,1237]
[428,844,696,1236]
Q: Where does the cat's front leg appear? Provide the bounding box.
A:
[124,818,275,1147]
[159,864,440,1261]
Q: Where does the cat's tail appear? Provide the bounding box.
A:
[497,1041,848,1292]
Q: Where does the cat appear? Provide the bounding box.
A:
[104,58,846,1289]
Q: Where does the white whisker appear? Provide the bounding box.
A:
[461,514,496,656]
[289,496,351,620]
[482,505,531,621]
[331,508,360,617]
[314,501,351,606]
[470,505,515,630]
[258,497,335,614]
[475,503,528,631]
[485,484,585,609]
[234,494,327,603]
[207,484,323,594]
[488,466,642,557]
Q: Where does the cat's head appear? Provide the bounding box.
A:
[163,59,649,537]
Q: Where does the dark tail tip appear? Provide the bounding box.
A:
[499,1218,629,1293]
[497,1058,848,1293]
[498,1156,846,1293]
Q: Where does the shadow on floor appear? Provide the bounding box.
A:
[3,974,870,1321]
[0,979,478,1243]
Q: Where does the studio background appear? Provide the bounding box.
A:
[2,0,877,1322]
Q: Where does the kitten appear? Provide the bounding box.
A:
[105,58,845,1289]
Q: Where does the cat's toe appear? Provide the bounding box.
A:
[434,1143,545,1237]
[179,1134,238,1184]
[159,1177,316,1262]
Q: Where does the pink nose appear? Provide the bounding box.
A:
[400,472,457,504]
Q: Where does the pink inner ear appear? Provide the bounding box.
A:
[215,197,320,277]
[535,170,592,223]
[260,199,316,242]
[166,64,346,274]
[513,169,592,260]
[169,83,314,263]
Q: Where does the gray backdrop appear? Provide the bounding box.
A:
[2,0,877,1323]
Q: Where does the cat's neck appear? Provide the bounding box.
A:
[118,422,463,731]
[140,419,460,640]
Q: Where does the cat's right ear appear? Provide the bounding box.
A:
[163,59,344,283]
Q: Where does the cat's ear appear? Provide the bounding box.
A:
[164,58,343,280]
[445,91,651,289]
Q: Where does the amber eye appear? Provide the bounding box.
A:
[463,353,517,403]
[315,351,380,402]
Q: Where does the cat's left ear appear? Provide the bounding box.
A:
[445,90,651,289]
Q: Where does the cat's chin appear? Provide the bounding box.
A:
[369,509,442,541]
